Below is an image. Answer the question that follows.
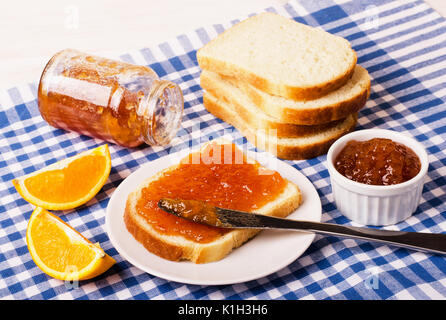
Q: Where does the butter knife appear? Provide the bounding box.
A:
[158,198,446,255]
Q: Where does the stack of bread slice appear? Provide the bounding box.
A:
[197,12,371,160]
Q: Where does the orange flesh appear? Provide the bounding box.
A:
[135,143,287,243]
[30,212,96,272]
[24,154,106,203]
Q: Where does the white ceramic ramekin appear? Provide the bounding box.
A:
[326,129,428,226]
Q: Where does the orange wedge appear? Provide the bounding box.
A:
[13,145,111,210]
[26,207,116,281]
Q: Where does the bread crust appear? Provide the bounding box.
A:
[202,66,370,126]
[124,141,302,263]
[268,118,357,160]
[232,67,370,125]
[200,71,345,137]
[203,93,358,160]
[124,199,185,261]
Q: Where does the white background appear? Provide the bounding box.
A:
[0,0,444,89]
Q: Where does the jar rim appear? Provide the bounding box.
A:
[140,80,184,146]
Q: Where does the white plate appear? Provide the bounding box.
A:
[105,147,322,285]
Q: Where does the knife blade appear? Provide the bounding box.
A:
[158,198,446,255]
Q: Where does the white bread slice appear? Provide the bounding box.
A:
[124,140,302,264]
[200,70,346,137]
[204,65,370,125]
[197,12,357,100]
[203,93,358,160]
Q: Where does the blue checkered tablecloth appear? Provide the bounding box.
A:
[1,0,446,300]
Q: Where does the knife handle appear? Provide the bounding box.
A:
[260,216,446,255]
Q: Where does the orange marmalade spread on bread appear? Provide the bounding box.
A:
[134,143,287,243]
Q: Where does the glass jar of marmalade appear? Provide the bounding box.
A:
[38,49,183,148]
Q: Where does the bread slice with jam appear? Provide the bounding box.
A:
[124,140,302,264]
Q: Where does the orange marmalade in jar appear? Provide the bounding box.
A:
[38,49,183,147]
